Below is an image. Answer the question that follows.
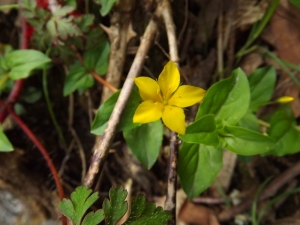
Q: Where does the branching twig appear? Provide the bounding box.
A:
[83,16,159,188]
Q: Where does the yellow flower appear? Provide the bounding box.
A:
[133,61,206,134]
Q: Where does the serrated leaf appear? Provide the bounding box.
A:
[84,41,110,76]
[103,186,128,225]
[81,209,104,225]
[123,194,171,225]
[178,143,223,198]
[91,88,141,135]
[63,64,93,96]
[75,15,95,32]
[56,18,82,39]
[222,126,275,155]
[3,50,51,80]
[98,0,118,16]
[248,66,276,111]
[54,5,75,17]
[123,120,163,169]
[179,114,219,146]
[196,68,250,126]
[0,128,13,152]
[59,186,100,225]
[267,107,300,156]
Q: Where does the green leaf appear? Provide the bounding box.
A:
[63,0,77,8]
[179,114,219,147]
[267,107,300,156]
[63,64,93,96]
[59,186,102,225]
[178,143,223,198]
[54,5,75,17]
[196,68,250,126]
[222,126,275,155]
[91,88,141,135]
[289,0,300,9]
[75,14,95,32]
[238,111,260,132]
[124,194,171,225]
[81,210,104,225]
[103,186,128,225]
[123,120,163,169]
[84,41,110,76]
[3,50,51,80]
[98,0,118,16]
[56,18,82,40]
[0,128,13,152]
[248,66,276,111]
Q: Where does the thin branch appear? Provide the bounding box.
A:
[159,1,180,224]
[83,17,159,188]
[164,132,179,225]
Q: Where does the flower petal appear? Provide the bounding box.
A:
[169,85,206,107]
[162,105,186,134]
[158,61,180,100]
[133,101,164,123]
[134,77,162,102]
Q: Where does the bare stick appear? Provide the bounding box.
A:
[101,0,136,102]
[83,18,158,188]
[160,0,180,224]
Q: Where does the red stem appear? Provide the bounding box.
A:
[7,106,66,224]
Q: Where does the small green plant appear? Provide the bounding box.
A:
[59,186,172,225]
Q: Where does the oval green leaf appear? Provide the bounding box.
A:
[179,114,219,146]
[196,68,250,126]
[123,120,163,169]
[4,50,51,80]
[178,143,223,198]
[223,126,275,155]
[0,129,13,152]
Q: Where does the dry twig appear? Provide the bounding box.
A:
[83,16,159,188]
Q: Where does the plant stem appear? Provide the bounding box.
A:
[164,132,179,225]
[42,66,67,148]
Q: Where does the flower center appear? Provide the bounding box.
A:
[163,100,168,105]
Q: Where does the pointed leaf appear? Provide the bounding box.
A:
[59,186,100,225]
[248,66,276,111]
[0,129,13,152]
[179,114,219,146]
[91,88,141,135]
[196,68,250,126]
[178,143,223,198]
[223,126,275,155]
[267,107,300,156]
[124,194,171,225]
[123,120,163,169]
[4,50,51,80]
[103,186,128,225]
[63,64,93,96]
[97,0,118,16]
[84,41,110,76]
[81,210,104,225]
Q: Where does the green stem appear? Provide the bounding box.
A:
[258,119,270,128]
[0,4,19,10]
[42,66,67,148]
